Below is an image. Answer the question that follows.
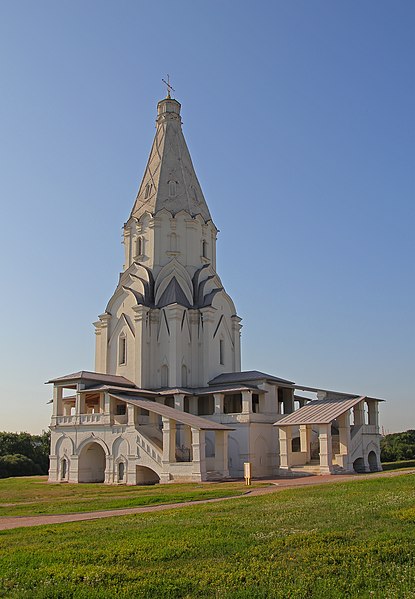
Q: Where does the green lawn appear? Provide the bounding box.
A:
[0,477,259,517]
[1,474,415,598]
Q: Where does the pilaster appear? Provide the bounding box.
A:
[132,304,150,387]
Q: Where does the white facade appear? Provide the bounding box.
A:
[48,94,383,485]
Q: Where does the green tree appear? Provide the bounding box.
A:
[0,431,50,477]
[381,430,415,462]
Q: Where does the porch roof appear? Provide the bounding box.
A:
[110,394,234,431]
[275,395,366,426]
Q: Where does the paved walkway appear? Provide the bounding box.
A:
[0,470,413,531]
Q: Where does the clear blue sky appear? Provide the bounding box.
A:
[0,1,413,434]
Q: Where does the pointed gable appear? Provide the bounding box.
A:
[131,98,212,222]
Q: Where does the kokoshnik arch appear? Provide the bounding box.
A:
[47,93,383,485]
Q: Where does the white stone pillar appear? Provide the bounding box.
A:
[353,402,364,426]
[127,404,136,427]
[214,393,224,415]
[162,418,176,464]
[299,425,311,462]
[191,428,206,480]
[52,386,63,417]
[367,401,379,428]
[318,424,333,474]
[337,412,352,471]
[242,391,252,415]
[174,393,185,411]
[278,427,292,470]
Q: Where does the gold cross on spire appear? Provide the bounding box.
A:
[162,75,175,99]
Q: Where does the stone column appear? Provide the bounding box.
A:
[174,394,185,411]
[242,391,252,415]
[367,401,379,428]
[353,402,364,426]
[318,424,333,474]
[127,404,136,427]
[214,393,224,415]
[214,430,229,477]
[299,425,311,462]
[278,427,292,470]
[52,386,63,417]
[162,418,176,464]
[337,411,352,471]
[191,428,207,480]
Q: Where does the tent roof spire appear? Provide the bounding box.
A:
[130,95,212,222]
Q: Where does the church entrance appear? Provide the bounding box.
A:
[78,442,106,483]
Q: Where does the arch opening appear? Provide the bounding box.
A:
[136,466,160,485]
[353,457,365,473]
[78,442,106,483]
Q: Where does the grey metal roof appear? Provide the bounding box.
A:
[156,277,192,309]
[46,371,136,388]
[294,384,385,402]
[110,394,234,431]
[154,384,264,396]
[275,396,366,426]
[209,371,294,386]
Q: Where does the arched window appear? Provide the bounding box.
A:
[202,240,208,258]
[161,364,169,387]
[136,236,143,257]
[144,183,152,199]
[169,180,177,197]
[219,339,224,365]
[61,458,67,480]
[118,461,125,482]
[182,364,188,387]
[119,334,127,365]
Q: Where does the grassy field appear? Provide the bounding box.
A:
[1,474,415,598]
[0,477,260,517]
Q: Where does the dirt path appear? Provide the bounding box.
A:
[0,470,413,531]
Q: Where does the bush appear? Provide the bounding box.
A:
[381,460,415,471]
[0,454,42,478]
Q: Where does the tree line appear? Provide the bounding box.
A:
[380,430,415,463]
[0,431,50,478]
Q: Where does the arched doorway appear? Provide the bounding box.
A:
[78,442,106,483]
[368,451,378,472]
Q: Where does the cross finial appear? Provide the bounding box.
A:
[162,75,175,99]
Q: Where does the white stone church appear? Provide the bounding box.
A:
[48,93,383,485]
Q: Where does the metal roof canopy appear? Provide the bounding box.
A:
[46,371,136,388]
[110,394,234,431]
[208,371,294,387]
[294,384,385,402]
[275,395,369,426]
